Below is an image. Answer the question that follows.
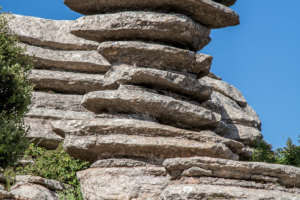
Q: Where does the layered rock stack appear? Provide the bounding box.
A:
[6,0,300,199]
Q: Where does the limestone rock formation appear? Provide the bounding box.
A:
[9,0,300,199]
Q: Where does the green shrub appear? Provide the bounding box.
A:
[0,8,34,169]
[251,140,277,163]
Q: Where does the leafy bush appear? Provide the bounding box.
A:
[16,143,90,199]
[0,8,34,169]
[251,140,277,163]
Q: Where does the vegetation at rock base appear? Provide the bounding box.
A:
[5,142,90,200]
[0,8,34,169]
[252,136,300,167]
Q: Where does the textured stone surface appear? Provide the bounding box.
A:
[64,0,240,29]
[91,159,149,168]
[81,86,221,130]
[163,157,300,187]
[71,12,211,51]
[30,92,87,112]
[213,0,236,7]
[160,184,300,200]
[105,65,212,102]
[203,76,247,107]
[9,15,98,50]
[10,182,59,200]
[25,44,111,73]
[77,167,169,200]
[28,69,117,94]
[0,189,11,199]
[62,134,237,163]
[207,72,222,80]
[51,119,244,155]
[98,41,212,78]
[0,174,6,183]
[15,175,66,191]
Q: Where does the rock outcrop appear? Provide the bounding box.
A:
[8,0,300,199]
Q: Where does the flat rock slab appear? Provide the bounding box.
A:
[203,76,247,107]
[0,190,11,199]
[10,182,59,200]
[105,65,212,102]
[62,134,237,163]
[77,167,169,200]
[81,87,221,130]
[51,119,244,155]
[28,69,118,94]
[16,175,66,191]
[163,157,300,188]
[64,0,240,29]
[9,15,98,50]
[71,12,211,51]
[98,41,212,78]
[31,92,87,112]
[213,0,236,7]
[91,158,149,168]
[215,122,263,146]
[160,184,300,200]
[25,44,111,73]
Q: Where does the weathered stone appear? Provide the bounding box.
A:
[26,108,95,120]
[31,92,87,112]
[0,189,11,199]
[25,44,111,73]
[203,76,247,107]
[182,166,213,177]
[25,118,63,150]
[91,159,149,168]
[9,15,98,50]
[207,72,222,80]
[28,69,118,94]
[77,167,169,200]
[98,41,212,78]
[15,175,66,191]
[17,159,35,166]
[163,157,300,187]
[51,119,244,155]
[62,134,237,163]
[71,12,211,51]
[0,174,6,183]
[105,65,212,102]
[64,0,240,29]
[81,86,221,130]
[213,0,236,7]
[0,183,4,190]
[201,91,261,128]
[10,182,59,200]
[215,122,263,146]
[160,184,300,200]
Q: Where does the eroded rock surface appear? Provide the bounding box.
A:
[16,175,66,191]
[71,12,211,51]
[213,0,236,7]
[64,0,240,28]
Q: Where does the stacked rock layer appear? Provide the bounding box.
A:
[7,0,300,199]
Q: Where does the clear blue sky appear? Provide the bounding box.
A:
[1,1,299,149]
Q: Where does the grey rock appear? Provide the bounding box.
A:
[207,72,222,80]
[15,175,66,191]
[25,44,111,73]
[10,182,59,200]
[25,118,64,150]
[203,76,247,107]
[163,157,300,187]
[201,91,261,128]
[62,134,237,163]
[51,119,244,155]
[16,159,35,166]
[71,12,211,51]
[160,184,300,200]
[182,166,213,177]
[91,159,149,168]
[215,122,263,146]
[105,65,212,102]
[77,167,169,200]
[28,69,118,94]
[81,86,221,130]
[64,0,240,29]
[0,174,6,183]
[0,184,4,190]
[0,189,11,199]
[31,92,87,112]
[9,15,98,50]
[98,41,212,78]
[213,0,236,7]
